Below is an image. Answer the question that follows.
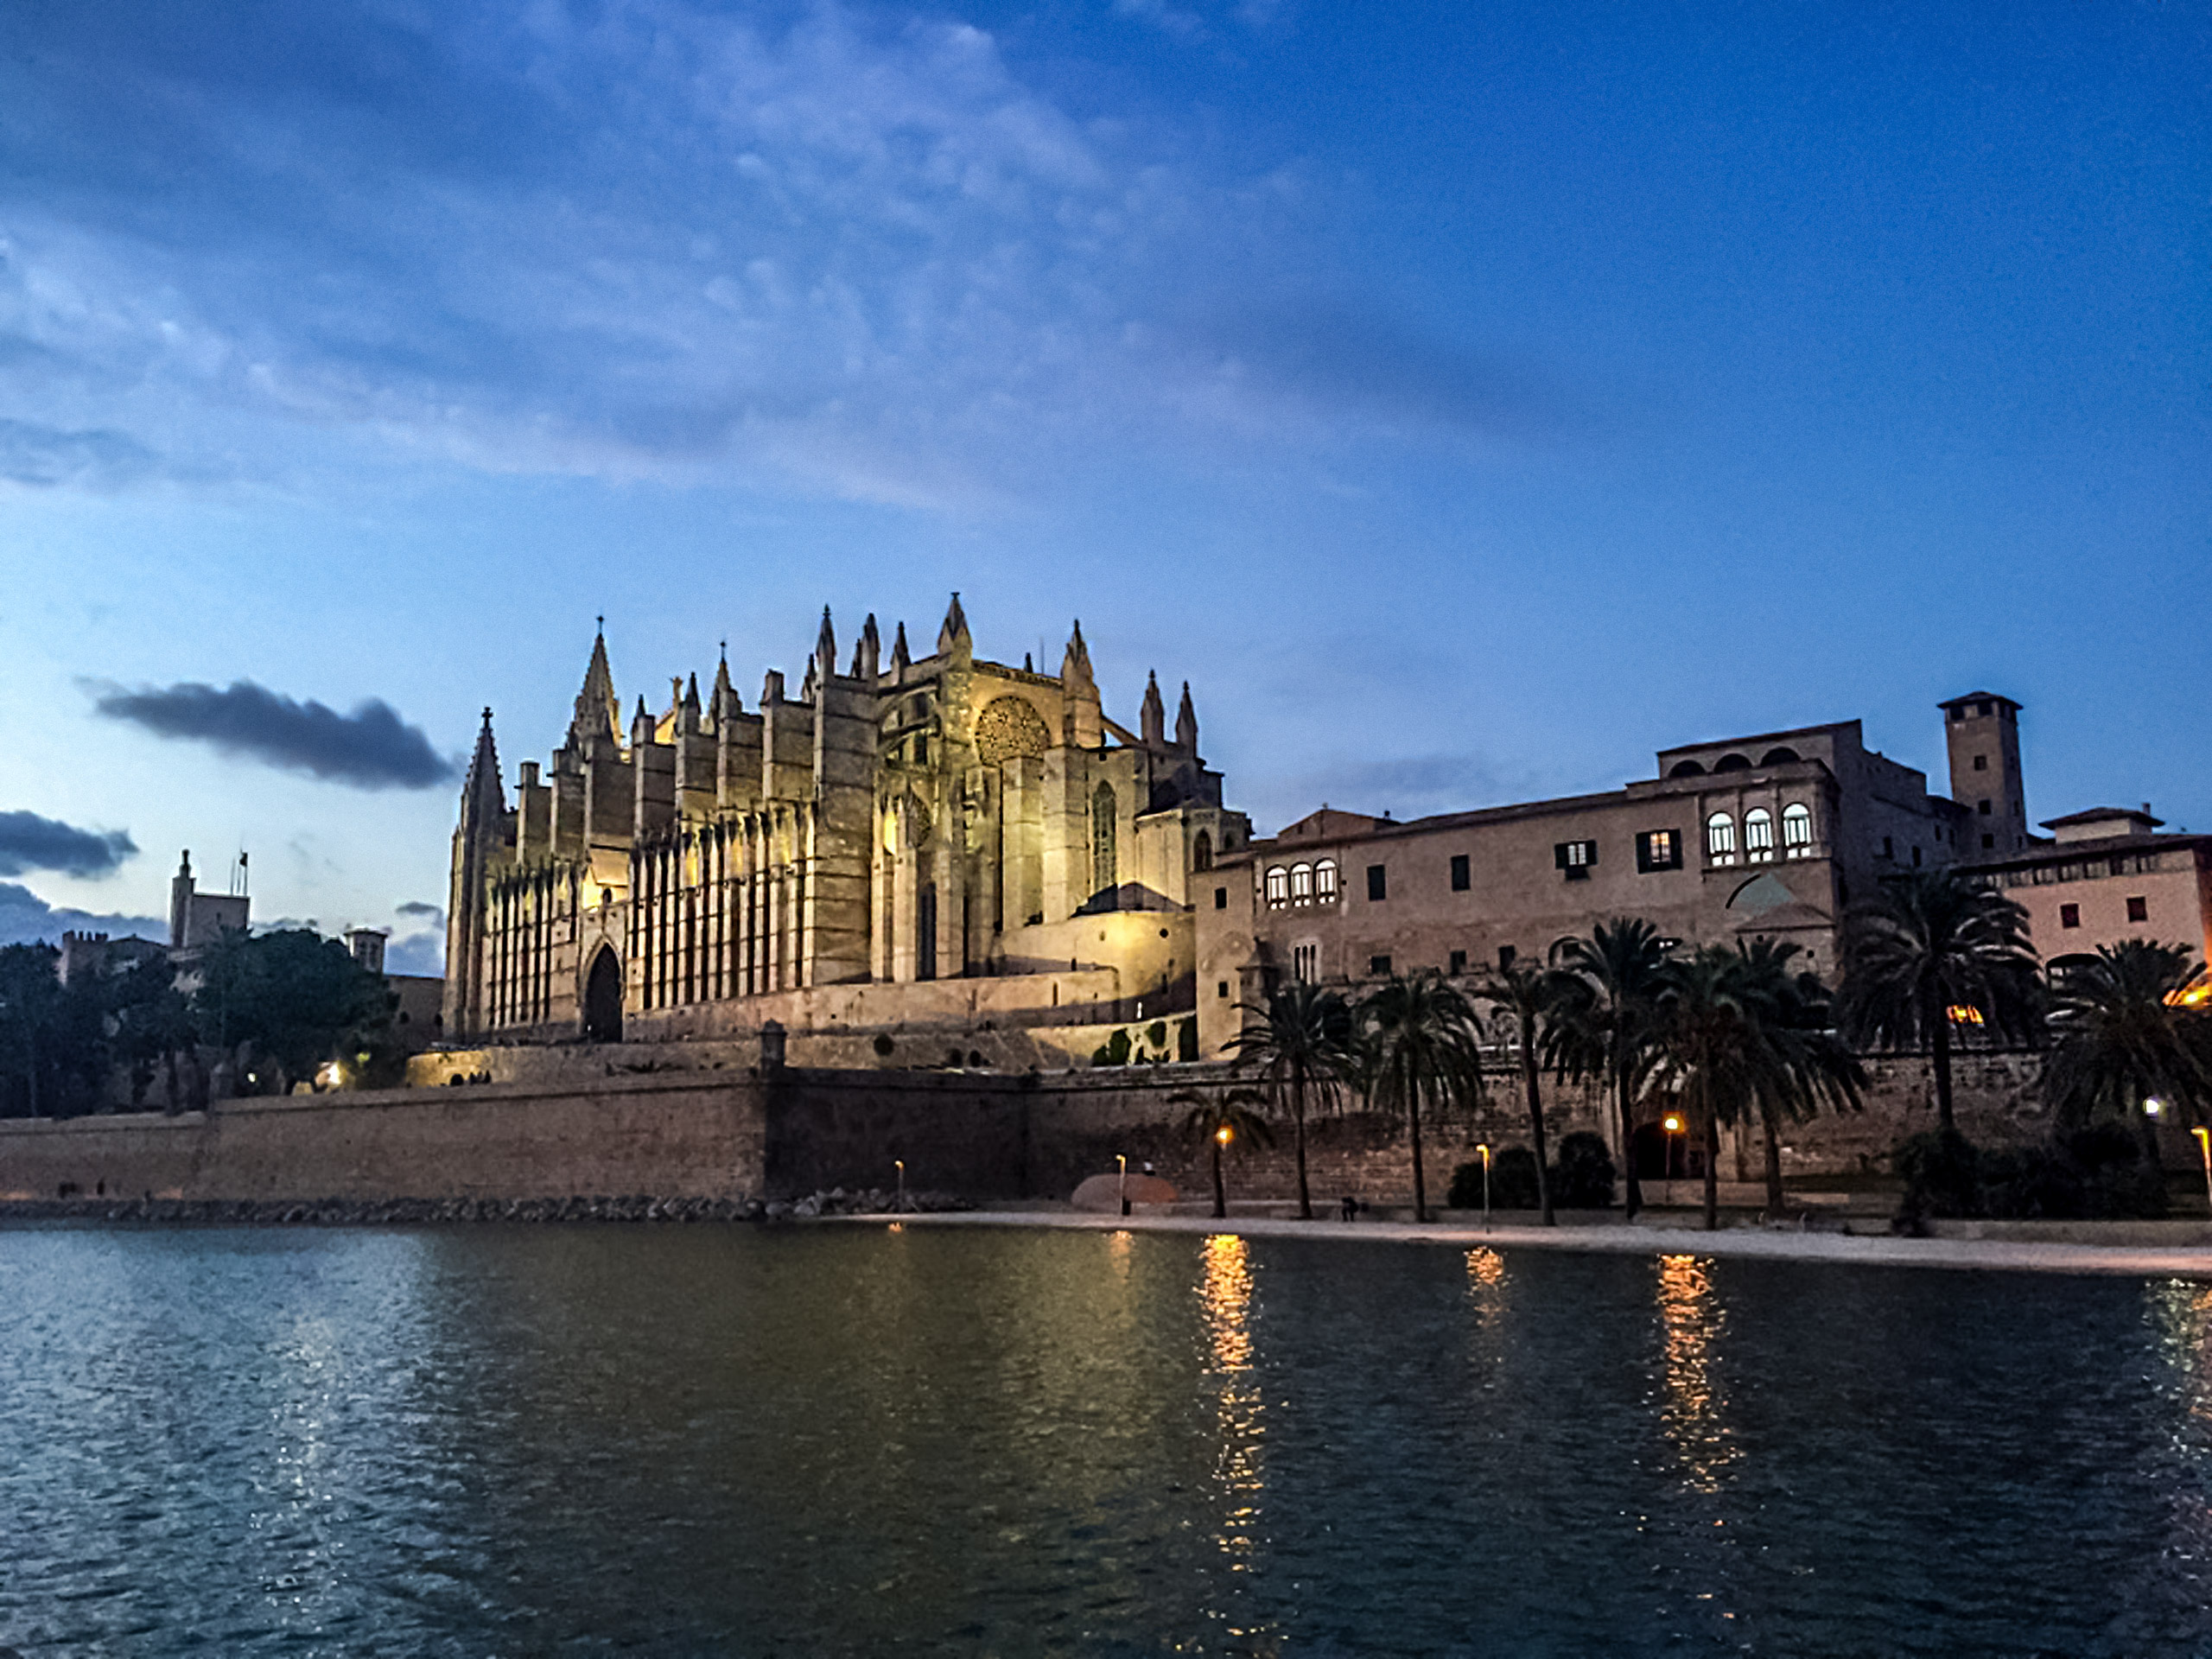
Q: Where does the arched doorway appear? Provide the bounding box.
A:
[583,947,623,1044]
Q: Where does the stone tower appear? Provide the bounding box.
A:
[1939,691,2030,855]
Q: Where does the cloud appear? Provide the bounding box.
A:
[396,900,444,921]
[0,810,137,879]
[0,418,160,489]
[0,0,1465,504]
[385,931,446,976]
[0,880,164,948]
[88,680,457,789]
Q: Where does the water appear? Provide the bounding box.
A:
[3,1224,2211,1657]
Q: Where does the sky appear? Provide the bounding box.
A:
[2,0,2206,970]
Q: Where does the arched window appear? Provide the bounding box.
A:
[1264,866,1288,907]
[1707,812,1738,865]
[1761,747,1802,766]
[1314,858,1339,902]
[1668,760,1707,779]
[1782,803,1813,855]
[1192,830,1213,872]
[1713,753,1752,772]
[1745,808,1775,862]
[1290,862,1314,905]
[1091,783,1118,894]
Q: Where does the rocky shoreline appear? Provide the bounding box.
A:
[0,1187,972,1226]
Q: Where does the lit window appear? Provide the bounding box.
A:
[1290,863,1314,905]
[1554,840,1597,879]
[2127,895,2149,923]
[1315,859,1339,901]
[1745,809,1774,862]
[1636,830,1681,873]
[1782,804,1812,856]
[1707,812,1737,865]
[1264,866,1287,908]
[1450,853,1470,892]
[2060,903,2081,929]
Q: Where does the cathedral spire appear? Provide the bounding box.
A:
[1059,620,1093,686]
[1140,671,1166,748]
[571,627,620,748]
[891,621,911,676]
[711,652,738,717]
[681,671,702,734]
[631,693,653,747]
[855,613,880,680]
[461,707,507,827]
[937,591,969,656]
[1175,681,1198,753]
[817,606,837,681]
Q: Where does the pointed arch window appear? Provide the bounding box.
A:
[1091,783,1117,895]
[1192,830,1213,872]
[1782,803,1814,856]
[1707,811,1738,866]
[1745,808,1775,862]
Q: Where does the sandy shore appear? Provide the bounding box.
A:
[876,1206,2212,1279]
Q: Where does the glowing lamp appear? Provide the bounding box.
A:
[1215,1126,1233,1145]
[1663,1115,1683,1135]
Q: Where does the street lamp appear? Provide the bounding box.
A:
[1662,1115,1684,1208]
[1117,1153,1129,1218]
[1476,1142,1491,1232]
[1211,1124,1233,1220]
[893,1158,906,1213]
[2193,1128,2211,1224]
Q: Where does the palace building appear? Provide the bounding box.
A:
[442,598,1249,1062]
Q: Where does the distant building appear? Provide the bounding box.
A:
[344,928,388,975]
[168,851,248,950]
[1968,807,2212,969]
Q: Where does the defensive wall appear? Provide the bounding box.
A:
[0,1046,2067,1211]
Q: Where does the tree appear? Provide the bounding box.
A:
[1732,938,1865,1215]
[1840,868,2042,1131]
[1472,954,1574,1225]
[107,954,200,1113]
[1645,947,1767,1231]
[193,929,392,1092]
[2044,940,2212,1168]
[0,944,66,1117]
[1550,918,1672,1217]
[1227,982,1358,1219]
[1360,971,1485,1224]
[1171,1087,1275,1218]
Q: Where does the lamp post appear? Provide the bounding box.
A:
[1476,1142,1491,1232]
[1662,1115,1684,1209]
[894,1158,906,1213]
[1212,1124,1232,1220]
[1117,1153,1129,1218]
[2185,1123,2202,1230]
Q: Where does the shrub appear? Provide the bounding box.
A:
[1895,1128,1982,1220]
[1551,1131,1617,1209]
[1897,1125,2168,1223]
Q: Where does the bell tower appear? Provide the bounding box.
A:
[1939,691,2029,856]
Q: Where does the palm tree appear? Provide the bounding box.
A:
[1550,919,1672,1217]
[2044,940,2212,1169]
[1227,982,1358,1219]
[1361,972,1486,1224]
[1732,938,1865,1215]
[1644,946,1770,1231]
[1472,955,1573,1225]
[1171,1088,1276,1217]
[1839,868,2042,1131]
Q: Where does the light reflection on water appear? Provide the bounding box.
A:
[1,1224,2208,1656]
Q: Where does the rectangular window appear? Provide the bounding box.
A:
[1911,846,1923,868]
[1497,944,1516,969]
[1217,980,1230,999]
[1973,753,1988,772]
[1366,864,1387,901]
[1882,836,1894,860]
[1554,840,1597,879]
[1450,854,1470,891]
[1978,798,1993,816]
[1292,943,1319,984]
[1448,949,1467,976]
[1636,830,1681,873]
[1368,954,1393,977]
[2127,895,2149,923]
[1214,886,1228,910]
[1981,833,1995,849]
[2060,903,2081,929]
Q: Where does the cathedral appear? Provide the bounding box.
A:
[443,597,1249,1059]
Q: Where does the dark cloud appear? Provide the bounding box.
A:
[0,810,137,878]
[0,880,164,948]
[0,418,159,490]
[89,680,456,790]
[395,900,444,920]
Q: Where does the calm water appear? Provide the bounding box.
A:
[3,1224,2211,1656]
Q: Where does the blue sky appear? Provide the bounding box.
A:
[2,0,2206,968]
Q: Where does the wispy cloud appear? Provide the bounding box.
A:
[0,810,137,879]
[88,680,456,789]
[0,880,164,948]
[0,0,1516,506]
